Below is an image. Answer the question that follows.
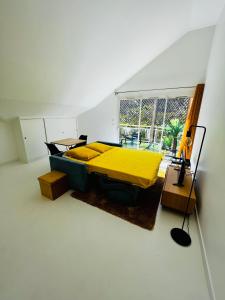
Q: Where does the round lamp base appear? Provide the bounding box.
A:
[170,228,191,247]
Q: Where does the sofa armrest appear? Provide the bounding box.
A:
[49,155,89,192]
[97,141,122,147]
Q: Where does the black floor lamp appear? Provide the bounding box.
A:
[170,125,206,247]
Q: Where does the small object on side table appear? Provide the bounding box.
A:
[38,171,69,200]
[173,159,186,187]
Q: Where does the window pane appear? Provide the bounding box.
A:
[155,98,166,126]
[119,96,190,154]
[120,99,140,126]
[165,97,190,125]
[140,98,156,126]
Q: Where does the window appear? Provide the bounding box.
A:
[119,96,190,154]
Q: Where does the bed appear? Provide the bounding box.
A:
[49,142,162,205]
[64,144,162,189]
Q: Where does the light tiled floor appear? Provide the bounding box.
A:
[0,157,210,300]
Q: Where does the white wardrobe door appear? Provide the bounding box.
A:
[20,119,47,162]
[44,118,77,142]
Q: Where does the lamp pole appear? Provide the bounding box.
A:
[170,125,206,246]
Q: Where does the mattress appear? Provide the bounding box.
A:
[65,147,162,189]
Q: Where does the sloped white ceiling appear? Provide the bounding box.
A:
[190,0,225,30]
[119,26,215,94]
[0,0,224,112]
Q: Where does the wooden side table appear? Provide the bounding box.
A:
[161,165,196,213]
[38,171,69,200]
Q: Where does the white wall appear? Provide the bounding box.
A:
[77,94,119,143]
[0,120,18,164]
[194,6,225,300]
[78,27,214,142]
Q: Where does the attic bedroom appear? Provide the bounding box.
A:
[1,1,225,300]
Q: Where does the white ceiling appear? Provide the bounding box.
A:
[190,0,225,30]
[119,26,215,96]
[0,0,224,111]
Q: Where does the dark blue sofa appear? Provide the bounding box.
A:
[49,152,89,192]
[49,141,122,192]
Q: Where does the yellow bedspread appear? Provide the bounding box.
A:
[65,147,162,189]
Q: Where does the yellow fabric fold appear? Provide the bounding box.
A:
[65,146,99,160]
[86,142,112,153]
[65,147,162,189]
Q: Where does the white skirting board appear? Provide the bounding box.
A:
[195,207,216,300]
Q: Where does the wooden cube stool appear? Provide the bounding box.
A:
[38,171,69,200]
